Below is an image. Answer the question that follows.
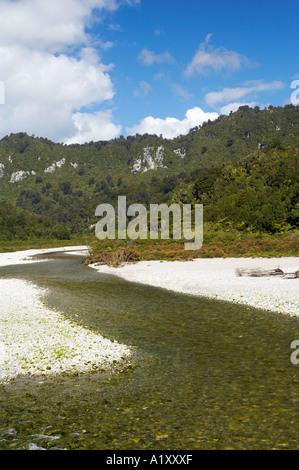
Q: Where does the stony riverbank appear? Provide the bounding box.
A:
[0,247,131,383]
[1,248,298,383]
[90,257,299,317]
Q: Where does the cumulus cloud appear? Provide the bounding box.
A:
[0,0,129,143]
[1,46,114,105]
[138,48,175,66]
[219,102,257,115]
[0,0,119,51]
[126,107,219,139]
[184,33,252,77]
[0,81,4,105]
[64,110,122,144]
[205,80,285,106]
[0,44,116,141]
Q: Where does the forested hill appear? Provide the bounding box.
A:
[0,104,298,242]
[0,104,298,182]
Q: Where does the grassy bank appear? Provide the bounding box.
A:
[1,230,298,264]
[0,236,92,253]
[88,231,299,267]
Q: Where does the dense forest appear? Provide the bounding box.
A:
[0,104,298,256]
[0,201,71,241]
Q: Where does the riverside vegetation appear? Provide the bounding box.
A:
[0,104,298,260]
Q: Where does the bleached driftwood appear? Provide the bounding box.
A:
[235,267,299,279]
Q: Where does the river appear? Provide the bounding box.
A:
[0,251,298,450]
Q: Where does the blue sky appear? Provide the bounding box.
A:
[0,0,298,143]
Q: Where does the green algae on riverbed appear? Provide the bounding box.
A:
[0,252,298,450]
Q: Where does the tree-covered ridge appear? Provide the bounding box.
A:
[0,104,298,179]
[190,146,298,233]
[175,104,299,167]
[0,201,71,241]
[0,104,298,244]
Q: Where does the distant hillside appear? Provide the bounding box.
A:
[0,201,71,241]
[0,104,298,239]
[0,104,298,180]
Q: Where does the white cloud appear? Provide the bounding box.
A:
[171,84,192,101]
[0,0,131,143]
[0,81,5,105]
[0,45,116,141]
[0,0,119,52]
[2,46,114,105]
[219,102,257,115]
[64,110,122,144]
[205,81,285,107]
[138,48,175,66]
[108,23,122,31]
[184,33,252,77]
[133,81,152,97]
[126,107,219,139]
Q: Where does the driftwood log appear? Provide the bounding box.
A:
[235,268,299,279]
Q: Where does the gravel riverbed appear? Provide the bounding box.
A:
[91,257,299,317]
[0,247,131,383]
[1,248,298,383]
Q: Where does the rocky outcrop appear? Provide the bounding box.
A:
[132,146,166,173]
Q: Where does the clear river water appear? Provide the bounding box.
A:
[0,251,298,450]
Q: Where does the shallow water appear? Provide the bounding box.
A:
[0,252,298,450]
